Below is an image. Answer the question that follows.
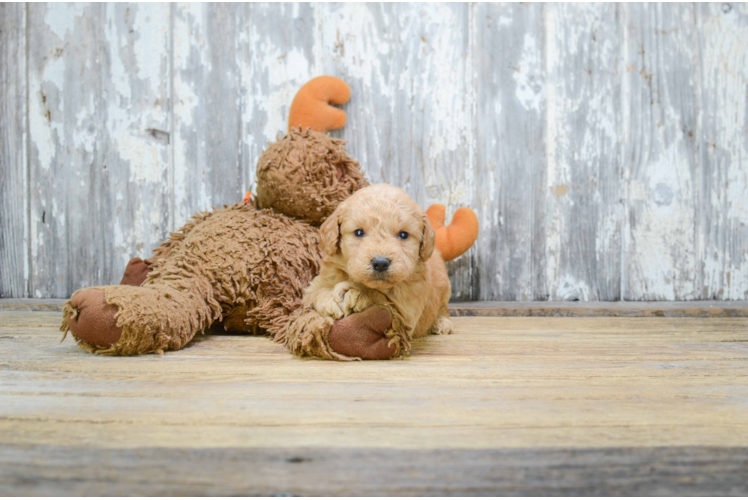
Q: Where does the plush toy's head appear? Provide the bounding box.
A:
[254,128,368,225]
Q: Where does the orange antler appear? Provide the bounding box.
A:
[288,76,351,133]
[426,204,479,262]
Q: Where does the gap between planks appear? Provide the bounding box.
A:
[1,298,747,317]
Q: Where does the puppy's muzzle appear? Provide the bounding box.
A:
[371,256,391,273]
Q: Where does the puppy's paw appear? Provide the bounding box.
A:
[342,287,374,315]
[332,281,353,302]
[313,294,346,319]
[430,316,453,335]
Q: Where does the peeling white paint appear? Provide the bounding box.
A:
[513,33,544,113]
[8,2,748,300]
[44,3,86,40]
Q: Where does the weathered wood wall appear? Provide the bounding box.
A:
[1,3,747,301]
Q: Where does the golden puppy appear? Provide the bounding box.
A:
[303,184,453,355]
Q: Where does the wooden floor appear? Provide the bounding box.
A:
[1,309,747,495]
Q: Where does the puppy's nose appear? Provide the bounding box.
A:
[371,257,391,273]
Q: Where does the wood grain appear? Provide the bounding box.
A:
[698,3,748,300]
[173,3,245,225]
[622,4,702,300]
[544,3,623,301]
[26,4,172,296]
[0,3,28,298]
[448,300,748,317]
[101,4,173,288]
[4,298,748,318]
[1,310,748,494]
[2,444,747,496]
[2,312,747,451]
[474,3,546,301]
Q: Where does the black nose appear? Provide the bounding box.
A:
[371,257,391,273]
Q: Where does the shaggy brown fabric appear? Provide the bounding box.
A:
[255,128,367,225]
[279,301,409,360]
[328,307,397,360]
[61,288,122,349]
[60,130,374,358]
[63,204,324,356]
[120,258,151,286]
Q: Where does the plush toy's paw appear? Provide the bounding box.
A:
[120,257,151,286]
[328,307,397,360]
[430,316,454,336]
[63,288,122,347]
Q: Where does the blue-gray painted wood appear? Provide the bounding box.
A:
[0,3,28,298]
[1,3,746,300]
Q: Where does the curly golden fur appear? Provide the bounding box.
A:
[299,184,453,358]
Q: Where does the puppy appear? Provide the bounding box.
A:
[303,184,453,354]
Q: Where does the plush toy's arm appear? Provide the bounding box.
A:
[426,204,479,262]
[288,76,351,133]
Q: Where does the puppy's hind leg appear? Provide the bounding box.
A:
[429,306,453,335]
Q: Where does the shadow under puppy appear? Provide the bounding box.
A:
[302,184,453,359]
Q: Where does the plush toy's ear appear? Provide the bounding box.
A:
[288,76,351,133]
[426,204,479,261]
[420,213,436,262]
[320,208,342,256]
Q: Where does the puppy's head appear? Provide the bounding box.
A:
[320,184,435,290]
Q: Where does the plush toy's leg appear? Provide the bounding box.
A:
[279,306,401,361]
[62,288,123,348]
[61,274,221,355]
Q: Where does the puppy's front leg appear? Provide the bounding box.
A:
[334,282,375,316]
[305,282,349,319]
[429,306,454,335]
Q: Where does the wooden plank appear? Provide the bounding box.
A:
[0,299,64,312]
[242,2,316,192]
[544,4,623,300]
[698,3,748,300]
[621,4,701,300]
[172,3,246,225]
[26,4,172,298]
[1,444,747,496]
[473,3,546,300]
[3,298,748,317]
[27,3,105,298]
[315,3,475,299]
[0,3,28,298]
[100,4,172,284]
[2,313,747,452]
[449,300,748,317]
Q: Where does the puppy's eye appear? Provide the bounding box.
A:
[398,231,409,240]
[354,229,365,237]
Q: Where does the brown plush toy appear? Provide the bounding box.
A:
[60,76,478,360]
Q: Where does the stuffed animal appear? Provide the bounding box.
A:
[60,76,478,359]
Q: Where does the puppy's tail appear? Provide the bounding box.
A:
[426,204,479,262]
[288,76,351,133]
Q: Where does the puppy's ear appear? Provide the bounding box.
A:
[320,207,342,256]
[420,212,436,261]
